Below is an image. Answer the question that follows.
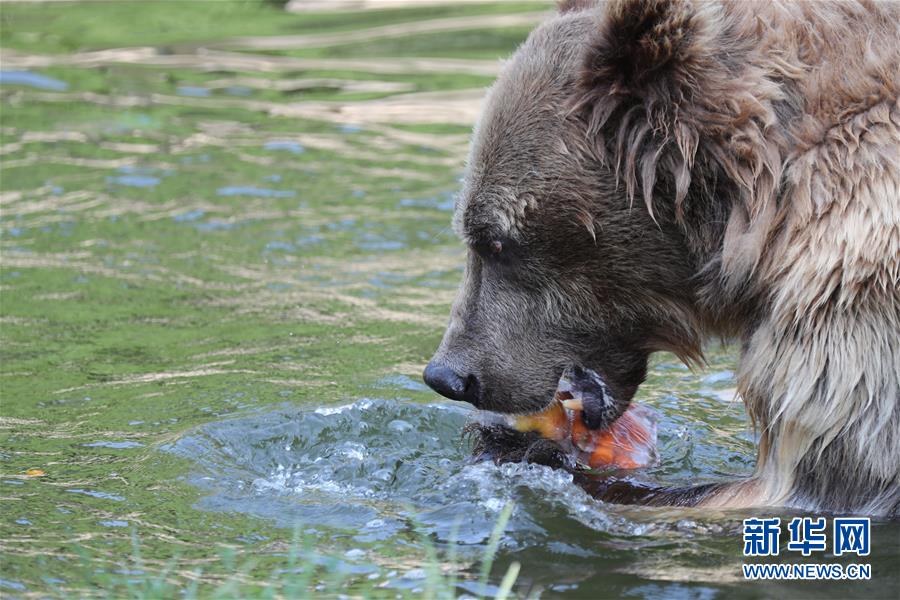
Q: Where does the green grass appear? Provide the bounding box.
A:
[2,63,495,103]
[0,2,528,597]
[274,26,534,60]
[41,505,520,598]
[0,0,549,55]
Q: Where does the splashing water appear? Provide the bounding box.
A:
[163,396,749,593]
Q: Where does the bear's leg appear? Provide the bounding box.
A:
[720,307,900,515]
[702,100,900,515]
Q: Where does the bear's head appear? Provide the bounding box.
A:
[424,0,780,420]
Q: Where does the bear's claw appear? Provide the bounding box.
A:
[561,365,622,430]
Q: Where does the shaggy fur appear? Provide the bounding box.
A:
[426,0,899,516]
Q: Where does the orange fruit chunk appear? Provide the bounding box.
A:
[510,401,657,470]
[510,401,569,442]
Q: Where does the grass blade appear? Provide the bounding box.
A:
[495,561,520,600]
[479,502,514,593]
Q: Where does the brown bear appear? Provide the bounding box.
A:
[423,0,899,516]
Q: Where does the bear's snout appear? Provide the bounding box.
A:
[423,361,482,406]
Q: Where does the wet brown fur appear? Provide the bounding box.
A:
[431,0,900,516]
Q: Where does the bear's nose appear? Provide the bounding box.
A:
[423,362,480,405]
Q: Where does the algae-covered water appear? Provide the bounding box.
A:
[1,2,897,598]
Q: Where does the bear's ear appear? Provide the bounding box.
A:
[588,0,702,90]
[573,0,717,218]
[573,0,780,235]
[574,0,784,287]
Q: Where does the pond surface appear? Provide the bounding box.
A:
[1,2,897,598]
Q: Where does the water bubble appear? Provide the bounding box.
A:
[388,419,412,433]
[173,210,206,223]
[0,70,67,91]
[99,520,129,528]
[216,186,295,198]
[107,175,160,188]
[82,441,143,449]
[176,86,210,97]
[264,141,305,154]
[372,468,392,482]
[0,578,27,592]
[64,489,125,501]
[403,568,426,580]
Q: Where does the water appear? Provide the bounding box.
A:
[0,70,68,91]
[0,1,897,598]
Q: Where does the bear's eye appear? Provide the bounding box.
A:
[473,236,517,265]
